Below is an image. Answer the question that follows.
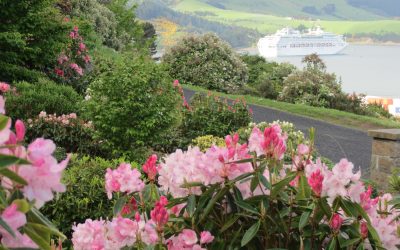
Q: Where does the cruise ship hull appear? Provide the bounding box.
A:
[257,28,348,58]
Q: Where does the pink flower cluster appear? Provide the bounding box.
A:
[28,111,92,128]
[304,159,400,248]
[0,95,69,247]
[72,213,160,249]
[150,196,169,231]
[105,163,145,199]
[248,125,287,160]
[167,229,214,250]
[158,132,270,198]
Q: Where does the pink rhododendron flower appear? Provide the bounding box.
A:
[330,214,343,231]
[200,231,214,244]
[308,169,324,197]
[70,63,83,76]
[72,219,106,250]
[106,217,138,248]
[0,82,10,93]
[248,125,286,160]
[143,154,158,181]
[0,204,37,248]
[20,150,70,208]
[150,196,169,231]
[360,221,368,239]
[79,42,86,51]
[181,229,198,246]
[84,55,91,63]
[54,68,64,77]
[105,163,145,199]
[297,144,309,155]
[167,230,206,250]
[15,120,25,142]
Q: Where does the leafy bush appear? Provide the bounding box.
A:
[84,55,180,160]
[41,155,134,240]
[162,33,248,93]
[180,92,252,145]
[0,0,70,82]
[5,78,82,121]
[191,135,225,152]
[240,54,277,86]
[25,112,104,156]
[256,62,296,99]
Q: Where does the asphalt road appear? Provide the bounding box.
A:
[183,89,372,175]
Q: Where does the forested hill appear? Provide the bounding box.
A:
[162,0,400,20]
[135,0,260,48]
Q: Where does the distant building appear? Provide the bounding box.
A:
[365,96,400,117]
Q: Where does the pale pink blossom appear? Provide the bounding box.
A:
[105,163,145,199]
[106,217,137,248]
[0,117,11,144]
[200,231,214,244]
[70,63,83,76]
[248,125,286,160]
[0,204,37,248]
[72,219,106,250]
[181,229,198,246]
[297,144,309,155]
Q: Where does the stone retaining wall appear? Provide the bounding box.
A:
[368,129,400,190]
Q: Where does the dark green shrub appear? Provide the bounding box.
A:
[0,0,70,82]
[5,78,82,121]
[162,33,248,93]
[240,54,277,86]
[41,155,135,240]
[180,93,252,144]
[84,55,181,160]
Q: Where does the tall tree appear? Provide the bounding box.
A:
[0,0,70,82]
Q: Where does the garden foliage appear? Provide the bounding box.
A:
[84,56,180,160]
[4,79,82,121]
[25,112,101,156]
[180,91,252,146]
[163,33,248,93]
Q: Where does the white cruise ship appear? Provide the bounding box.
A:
[257,26,348,58]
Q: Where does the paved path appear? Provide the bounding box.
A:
[184,89,372,174]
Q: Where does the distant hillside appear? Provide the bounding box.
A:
[164,0,398,20]
[136,0,260,48]
[167,0,400,43]
[347,0,400,17]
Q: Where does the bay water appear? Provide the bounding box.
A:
[245,44,400,97]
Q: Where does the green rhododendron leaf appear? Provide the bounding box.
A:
[241,220,260,247]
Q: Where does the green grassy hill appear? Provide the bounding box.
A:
[171,0,400,38]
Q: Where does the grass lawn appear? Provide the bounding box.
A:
[183,84,400,131]
[174,0,400,36]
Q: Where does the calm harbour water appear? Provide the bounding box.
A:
[247,44,400,97]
